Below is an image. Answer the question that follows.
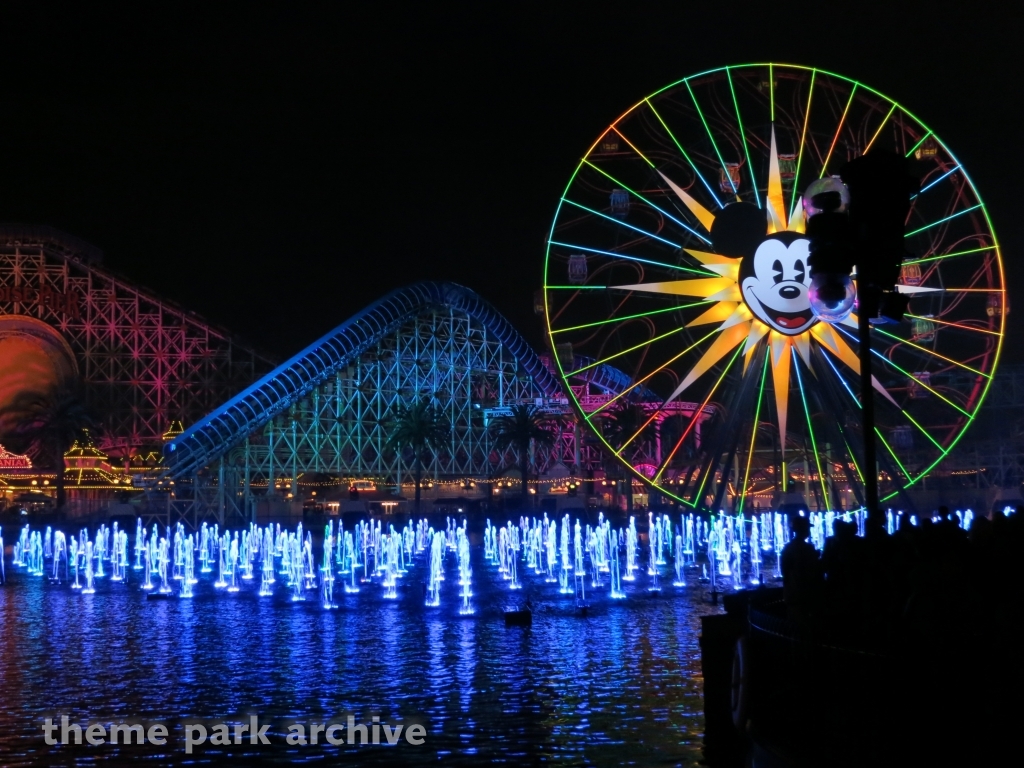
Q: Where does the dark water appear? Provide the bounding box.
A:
[0,533,720,766]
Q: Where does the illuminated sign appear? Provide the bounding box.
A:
[0,284,83,319]
[0,444,32,469]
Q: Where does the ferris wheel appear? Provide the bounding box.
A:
[543,64,1005,512]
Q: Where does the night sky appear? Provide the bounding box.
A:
[4,4,1022,362]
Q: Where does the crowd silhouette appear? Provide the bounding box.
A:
[775,506,1022,763]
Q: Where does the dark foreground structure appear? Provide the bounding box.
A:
[701,510,1023,766]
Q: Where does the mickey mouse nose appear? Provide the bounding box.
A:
[779,286,801,300]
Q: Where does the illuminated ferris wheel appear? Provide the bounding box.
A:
[543,64,1005,512]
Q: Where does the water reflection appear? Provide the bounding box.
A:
[0,541,717,766]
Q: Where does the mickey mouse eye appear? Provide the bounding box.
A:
[794,259,805,282]
[772,259,784,284]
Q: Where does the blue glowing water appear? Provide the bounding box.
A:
[0,516,719,766]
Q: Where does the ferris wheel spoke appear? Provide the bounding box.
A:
[902,314,1001,338]
[914,165,962,197]
[788,69,817,223]
[685,80,738,197]
[820,84,858,178]
[793,348,830,507]
[864,103,897,153]
[822,344,925,483]
[902,245,998,266]
[581,160,712,243]
[873,427,912,484]
[896,285,1000,295]
[899,409,945,451]
[642,98,723,208]
[654,344,745,484]
[906,204,984,237]
[548,241,708,275]
[588,328,722,417]
[613,411,664,458]
[833,326,973,418]
[608,126,657,168]
[561,199,681,248]
[870,326,992,378]
[563,326,686,377]
[551,302,712,335]
[737,355,770,516]
[725,67,760,208]
[905,131,934,158]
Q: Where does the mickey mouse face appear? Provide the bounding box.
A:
[739,235,816,335]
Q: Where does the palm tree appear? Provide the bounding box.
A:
[490,404,559,504]
[386,398,450,513]
[0,384,95,510]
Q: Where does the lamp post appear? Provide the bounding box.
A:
[806,151,919,529]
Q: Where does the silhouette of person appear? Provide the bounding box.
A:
[781,513,822,622]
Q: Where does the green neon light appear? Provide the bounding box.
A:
[874,427,910,480]
[643,98,723,208]
[905,131,932,157]
[686,80,737,197]
[871,326,991,378]
[902,245,997,265]
[738,354,769,515]
[566,326,685,376]
[582,160,712,243]
[905,204,984,237]
[835,326,973,418]
[544,64,1007,505]
[903,313,1001,338]
[588,328,721,417]
[673,344,745,490]
[789,69,816,223]
[726,67,760,208]
[820,84,857,178]
[546,285,609,290]
[901,409,944,451]
[793,348,830,510]
[562,199,681,248]
[552,302,711,334]
[549,240,710,275]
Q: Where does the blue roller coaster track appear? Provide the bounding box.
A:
[165,282,563,478]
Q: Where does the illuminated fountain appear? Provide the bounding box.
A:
[82,541,96,594]
[457,526,473,615]
[134,519,145,570]
[52,531,67,582]
[181,535,195,598]
[157,538,171,594]
[673,534,686,587]
[142,541,153,590]
[609,528,625,599]
[6,507,939,618]
[624,517,638,582]
[545,520,557,583]
[214,533,228,588]
[749,517,761,586]
[426,531,443,607]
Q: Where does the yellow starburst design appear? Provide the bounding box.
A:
[611,128,895,458]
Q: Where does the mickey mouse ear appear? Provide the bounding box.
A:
[710,202,766,260]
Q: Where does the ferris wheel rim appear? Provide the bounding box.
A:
[542,63,1005,508]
